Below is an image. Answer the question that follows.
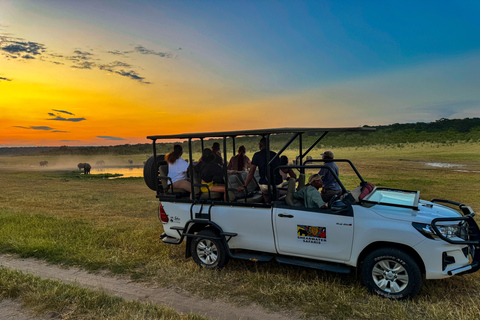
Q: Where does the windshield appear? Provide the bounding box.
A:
[364,188,420,208]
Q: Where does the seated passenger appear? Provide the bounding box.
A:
[166,144,191,193]
[278,155,297,196]
[279,155,297,183]
[237,138,282,203]
[194,148,227,199]
[293,174,326,209]
[211,142,224,166]
[227,145,251,172]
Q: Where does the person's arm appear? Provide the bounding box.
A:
[288,168,297,179]
[237,164,256,191]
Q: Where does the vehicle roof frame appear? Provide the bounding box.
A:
[149,126,375,204]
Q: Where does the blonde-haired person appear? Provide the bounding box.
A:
[293,174,326,209]
[165,144,191,193]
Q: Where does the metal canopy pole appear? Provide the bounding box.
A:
[268,132,299,166]
[188,138,194,198]
[223,136,229,202]
[302,131,328,159]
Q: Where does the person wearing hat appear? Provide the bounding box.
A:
[318,150,342,202]
[293,174,326,209]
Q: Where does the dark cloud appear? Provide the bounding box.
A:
[52,130,68,133]
[47,116,86,122]
[134,45,173,58]
[48,113,55,116]
[98,61,133,72]
[97,136,126,141]
[52,109,75,116]
[14,126,54,130]
[108,50,132,56]
[115,70,150,84]
[1,40,46,59]
[1,31,153,84]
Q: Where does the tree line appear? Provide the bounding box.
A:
[2,117,478,157]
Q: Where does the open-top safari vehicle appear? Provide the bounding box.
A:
[143,127,480,299]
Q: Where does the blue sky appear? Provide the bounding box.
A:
[1,0,480,146]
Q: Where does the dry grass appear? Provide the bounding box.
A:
[1,142,480,319]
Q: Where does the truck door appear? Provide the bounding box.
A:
[273,204,354,261]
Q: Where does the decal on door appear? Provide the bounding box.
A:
[297,225,326,244]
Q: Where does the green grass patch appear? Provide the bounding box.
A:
[0,268,206,320]
[1,141,480,319]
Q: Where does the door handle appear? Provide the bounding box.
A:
[278,213,294,218]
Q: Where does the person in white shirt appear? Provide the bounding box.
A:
[166,144,191,193]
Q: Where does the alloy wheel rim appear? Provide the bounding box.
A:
[372,259,409,293]
[197,239,218,265]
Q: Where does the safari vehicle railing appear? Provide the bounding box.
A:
[147,126,376,204]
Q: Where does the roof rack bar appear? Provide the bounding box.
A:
[268,132,300,166]
[302,131,328,159]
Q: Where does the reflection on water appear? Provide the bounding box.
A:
[91,167,143,178]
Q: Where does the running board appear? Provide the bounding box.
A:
[230,252,274,262]
[276,256,351,274]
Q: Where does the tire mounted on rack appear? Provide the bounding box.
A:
[143,155,166,191]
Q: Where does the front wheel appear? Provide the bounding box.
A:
[191,229,229,270]
[361,248,422,299]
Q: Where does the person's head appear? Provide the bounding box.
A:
[166,144,183,164]
[322,150,334,160]
[201,148,214,162]
[280,155,288,166]
[237,145,246,155]
[308,174,323,189]
[259,137,266,150]
[212,142,221,155]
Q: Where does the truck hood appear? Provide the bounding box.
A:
[368,200,463,224]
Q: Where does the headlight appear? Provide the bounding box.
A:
[413,222,468,241]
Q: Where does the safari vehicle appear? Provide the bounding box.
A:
[143,127,480,299]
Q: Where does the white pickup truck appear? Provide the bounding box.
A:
[143,127,480,299]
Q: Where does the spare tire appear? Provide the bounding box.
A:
[143,155,166,191]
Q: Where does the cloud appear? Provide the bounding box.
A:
[52,130,68,133]
[52,109,75,115]
[114,70,150,84]
[47,116,86,122]
[1,31,152,84]
[1,40,46,59]
[134,45,173,58]
[14,126,54,130]
[108,50,132,56]
[97,136,126,141]
[98,61,133,72]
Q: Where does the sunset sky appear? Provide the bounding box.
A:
[1,0,479,146]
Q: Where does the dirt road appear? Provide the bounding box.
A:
[0,254,299,320]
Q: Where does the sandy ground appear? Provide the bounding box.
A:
[0,254,300,320]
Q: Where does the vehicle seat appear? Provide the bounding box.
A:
[285,178,303,207]
[234,172,263,203]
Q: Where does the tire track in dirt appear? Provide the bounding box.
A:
[0,254,300,320]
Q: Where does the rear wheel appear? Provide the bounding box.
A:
[191,229,229,269]
[361,248,422,299]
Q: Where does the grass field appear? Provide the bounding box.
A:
[1,141,480,319]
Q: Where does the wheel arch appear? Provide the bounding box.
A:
[356,241,426,276]
[184,221,223,259]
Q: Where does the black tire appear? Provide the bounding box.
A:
[361,248,422,300]
[190,229,229,270]
[143,155,165,191]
